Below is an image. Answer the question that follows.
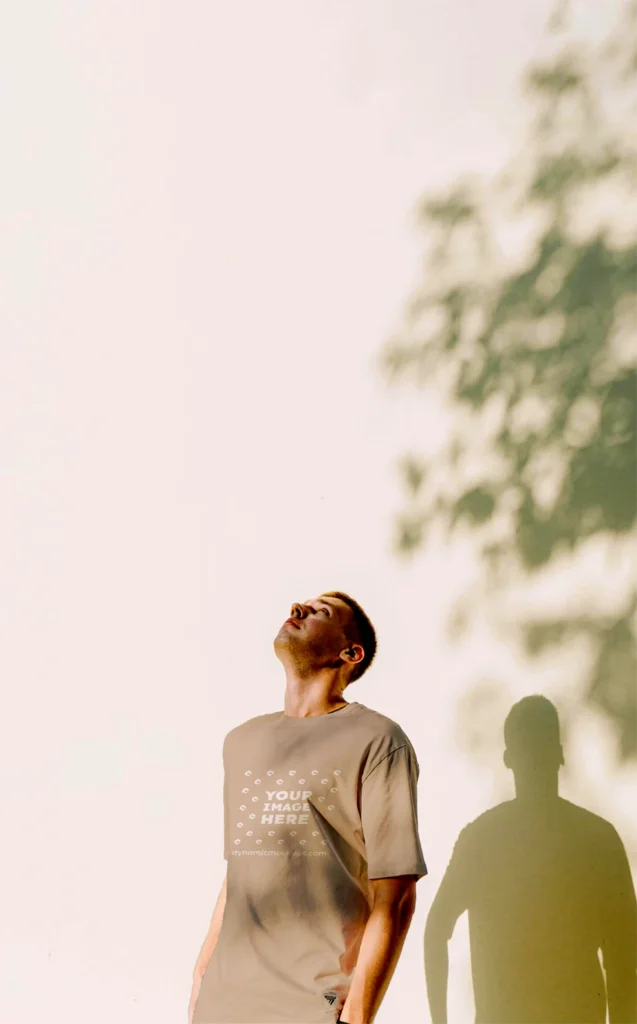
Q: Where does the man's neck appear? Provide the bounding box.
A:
[281,663,350,718]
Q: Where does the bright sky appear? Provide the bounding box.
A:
[0,2,631,1022]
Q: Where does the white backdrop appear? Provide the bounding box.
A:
[1,2,633,1022]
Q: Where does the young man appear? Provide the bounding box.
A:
[189,591,428,1024]
[425,695,637,1024]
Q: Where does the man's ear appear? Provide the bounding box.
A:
[340,644,364,666]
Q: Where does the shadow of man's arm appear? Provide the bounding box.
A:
[424,828,471,1024]
[601,829,637,1024]
[425,891,460,1024]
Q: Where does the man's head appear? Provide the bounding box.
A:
[274,590,377,685]
[503,695,565,774]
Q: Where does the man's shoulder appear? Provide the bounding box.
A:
[224,710,281,742]
[225,702,405,737]
[222,702,415,756]
[353,703,421,776]
[355,703,413,745]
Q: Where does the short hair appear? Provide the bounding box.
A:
[321,591,377,683]
[504,695,561,753]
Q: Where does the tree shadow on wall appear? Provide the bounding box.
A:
[381,1,637,763]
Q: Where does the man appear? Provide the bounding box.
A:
[425,695,637,1024]
[189,590,428,1024]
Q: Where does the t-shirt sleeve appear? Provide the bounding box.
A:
[361,744,428,881]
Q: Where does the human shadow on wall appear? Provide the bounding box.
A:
[424,695,637,1024]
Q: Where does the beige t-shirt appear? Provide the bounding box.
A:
[193,700,428,1024]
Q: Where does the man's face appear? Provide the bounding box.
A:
[274,595,356,669]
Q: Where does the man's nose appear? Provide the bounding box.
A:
[291,603,307,619]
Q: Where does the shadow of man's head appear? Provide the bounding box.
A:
[502,695,564,798]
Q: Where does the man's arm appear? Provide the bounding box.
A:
[188,873,227,1024]
[192,871,227,978]
[338,876,418,1024]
